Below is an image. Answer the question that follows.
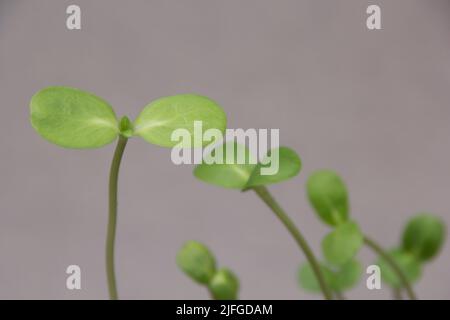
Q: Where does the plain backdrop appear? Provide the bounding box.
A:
[0,0,449,299]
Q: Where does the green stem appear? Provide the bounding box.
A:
[107,135,128,300]
[253,186,333,300]
[363,236,417,300]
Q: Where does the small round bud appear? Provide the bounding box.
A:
[208,268,239,300]
[176,241,216,284]
[119,116,133,138]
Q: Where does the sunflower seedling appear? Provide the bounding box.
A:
[305,170,445,300]
[294,170,364,298]
[177,241,240,300]
[30,86,227,299]
[376,213,445,299]
[194,142,334,300]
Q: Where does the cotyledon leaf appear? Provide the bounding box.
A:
[298,262,335,293]
[298,259,362,293]
[195,143,302,190]
[134,94,227,148]
[321,221,364,267]
[306,170,349,226]
[208,268,240,300]
[402,213,446,262]
[376,248,422,288]
[30,86,119,148]
[176,241,216,285]
[194,142,256,189]
[332,259,362,291]
[245,147,302,188]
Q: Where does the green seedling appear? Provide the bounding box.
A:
[30,86,227,299]
[298,259,362,299]
[377,213,445,299]
[305,170,418,300]
[177,241,240,300]
[297,226,364,299]
[194,142,334,300]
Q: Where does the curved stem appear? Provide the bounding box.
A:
[363,236,417,300]
[107,135,128,300]
[253,186,333,300]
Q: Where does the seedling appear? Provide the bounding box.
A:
[30,86,227,299]
[30,87,445,300]
[194,142,334,300]
[293,171,363,298]
[304,170,414,298]
[376,213,445,299]
[177,241,240,300]
[304,170,446,299]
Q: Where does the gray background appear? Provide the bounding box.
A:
[0,0,449,299]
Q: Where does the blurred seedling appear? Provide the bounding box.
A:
[303,170,445,299]
[376,213,445,299]
[194,142,334,299]
[177,241,240,300]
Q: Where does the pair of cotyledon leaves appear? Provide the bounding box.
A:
[194,142,302,190]
[30,86,227,149]
[306,170,364,268]
[299,171,364,293]
[176,241,239,300]
[377,214,446,288]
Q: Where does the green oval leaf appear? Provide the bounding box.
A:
[298,262,335,293]
[298,260,362,294]
[30,87,119,148]
[176,241,216,285]
[195,143,302,190]
[306,170,349,226]
[333,259,362,291]
[134,94,227,148]
[322,221,363,266]
[245,147,302,188]
[194,142,256,189]
[208,268,240,300]
[402,213,446,262]
[377,248,422,288]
